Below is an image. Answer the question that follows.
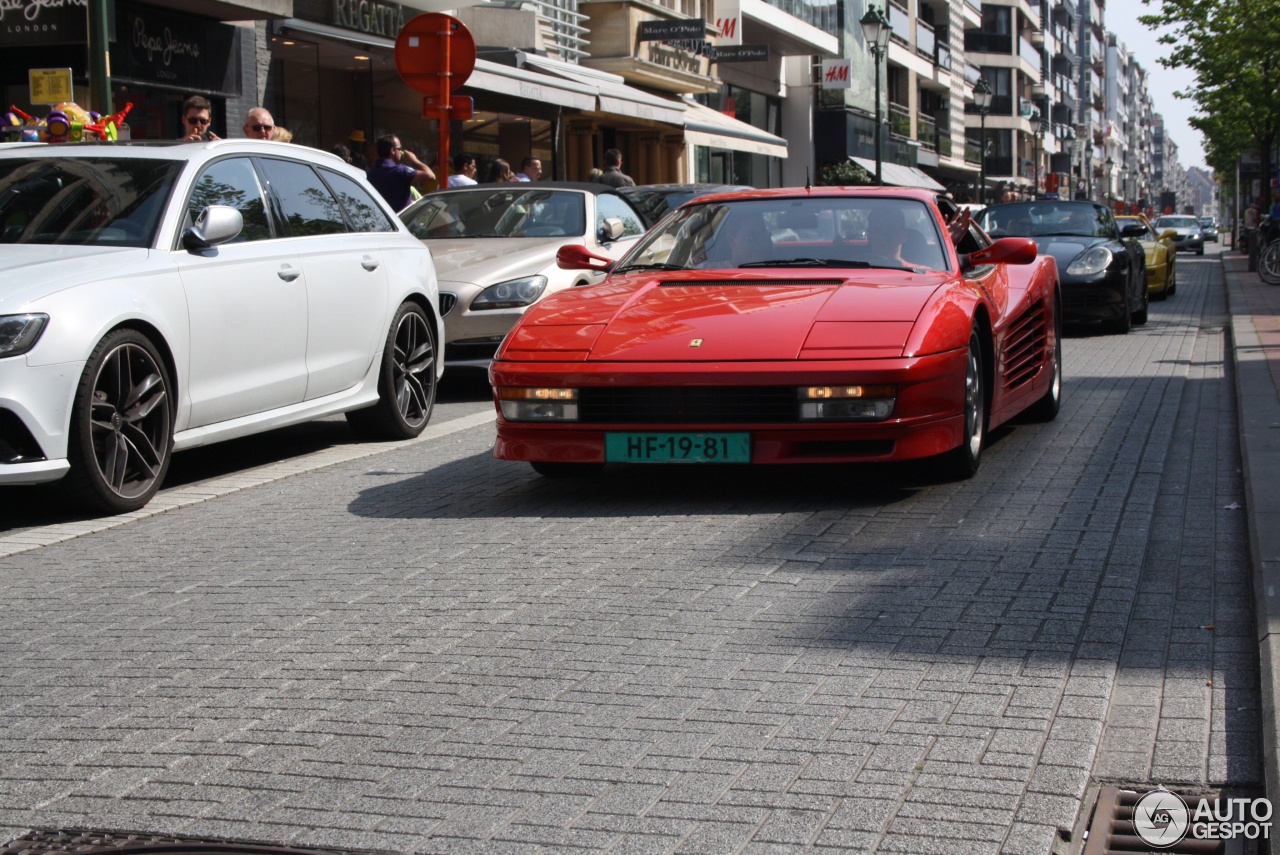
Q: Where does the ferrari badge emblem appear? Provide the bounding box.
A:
[690,338,703,347]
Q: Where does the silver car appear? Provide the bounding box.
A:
[1153,215,1205,256]
[401,182,648,367]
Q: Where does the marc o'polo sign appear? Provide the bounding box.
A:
[714,44,768,63]
[638,19,704,41]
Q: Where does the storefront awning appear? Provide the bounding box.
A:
[851,157,947,191]
[520,55,687,126]
[467,60,597,111]
[680,98,788,158]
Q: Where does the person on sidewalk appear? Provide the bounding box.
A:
[447,152,478,187]
[515,156,542,182]
[178,95,219,141]
[596,148,635,188]
[366,134,435,211]
[242,107,275,140]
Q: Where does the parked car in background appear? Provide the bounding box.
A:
[491,188,1061,480]
[400,182,648,367]
[1116,214,1178,299]
[1198,216,1219,243]
[1153,214,1205,255]
[0,140,443,513]
[977,200,1148,333]
[614,183,752,228]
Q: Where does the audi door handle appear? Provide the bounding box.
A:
[278,264,301,282]
[361,256,380,272]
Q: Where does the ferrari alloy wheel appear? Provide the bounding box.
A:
[66,329,173,513]
[531,462,605,478]
[347,301,436,440]
[940,328,987,479]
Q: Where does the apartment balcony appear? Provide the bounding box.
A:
[917,112,937,152]
[936,41,953,70]
[917,19,936,61]
[965,137,982,165]
[888,0,910,47]
[1019,36,1040,71]
[889,102,912,139]
[965,31,1012,55]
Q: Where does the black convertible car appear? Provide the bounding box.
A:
[977,201,1148,334]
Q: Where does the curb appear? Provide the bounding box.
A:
[1222,256,1280,806]
[0,409,497,560]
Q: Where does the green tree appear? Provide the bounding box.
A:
[1139,0,1280,198]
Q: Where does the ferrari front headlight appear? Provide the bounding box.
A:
[798,385,896,421]
[471,276,549,310]
[1065,246,1113,276]
[498,387,579,421]
[0,314,49,358]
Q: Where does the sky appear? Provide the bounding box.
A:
[1103,3,1208,173]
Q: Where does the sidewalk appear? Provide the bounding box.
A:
[1221,244,1280,806]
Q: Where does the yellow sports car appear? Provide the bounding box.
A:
[1117,214,1177,299]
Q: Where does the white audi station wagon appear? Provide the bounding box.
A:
[0,140,444,513]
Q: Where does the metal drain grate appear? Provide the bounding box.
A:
[1081,787,1247,854]
[0,829,395,855]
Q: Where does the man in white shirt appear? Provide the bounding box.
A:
[447,152,478,187]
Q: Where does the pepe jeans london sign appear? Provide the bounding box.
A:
[114,2,236,91]
[0,0,88,47]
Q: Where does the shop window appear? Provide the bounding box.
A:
[257,158,347,237]
[321,169,396,233]
[187,158,272,242]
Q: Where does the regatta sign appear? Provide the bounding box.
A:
[334,0,407,38]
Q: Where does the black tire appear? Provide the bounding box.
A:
[1196,247,1204,256]
[1165,264,1176,297]
[347,301,437,440]
[531,461,605,477]
[938,328,987,480]
[1260,242,1280,285]
[1025,322,1062,422]
[64,329,173,514]
[1132,284,1149,326]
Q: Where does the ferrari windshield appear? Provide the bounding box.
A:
[401,188,586,239]
[977,201,1114,238]
[0,157,182,247]
[618,197,949,272]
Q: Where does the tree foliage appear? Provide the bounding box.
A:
[1138,0,1280,187]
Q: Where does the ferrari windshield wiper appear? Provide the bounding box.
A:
[615,262,688,272]
[739,258,835,267]
[738,258,922,272]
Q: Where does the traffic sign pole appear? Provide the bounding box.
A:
[394,14,476,188]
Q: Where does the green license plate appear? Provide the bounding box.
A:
[605,432,751,463]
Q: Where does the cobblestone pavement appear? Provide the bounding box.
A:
[0,256,1261,854]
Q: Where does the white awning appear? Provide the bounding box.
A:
[465,60,597,111]
[851,157,946,191]
[520,55,687,126]
[681,98,788,158]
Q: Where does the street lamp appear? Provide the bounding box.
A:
[973,77,993,205]
[860,5,892,185]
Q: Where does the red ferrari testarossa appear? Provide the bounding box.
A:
[488,186,1060,479]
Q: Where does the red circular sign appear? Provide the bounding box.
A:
[394,13,476,94]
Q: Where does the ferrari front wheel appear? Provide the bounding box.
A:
[939,328,987,480]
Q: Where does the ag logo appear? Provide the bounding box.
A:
[1133,789,1190,848]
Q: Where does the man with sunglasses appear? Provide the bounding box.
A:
[178,95,219,141]
[242,107,276,141]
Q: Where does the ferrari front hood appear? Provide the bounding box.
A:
[574,274,942,361]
